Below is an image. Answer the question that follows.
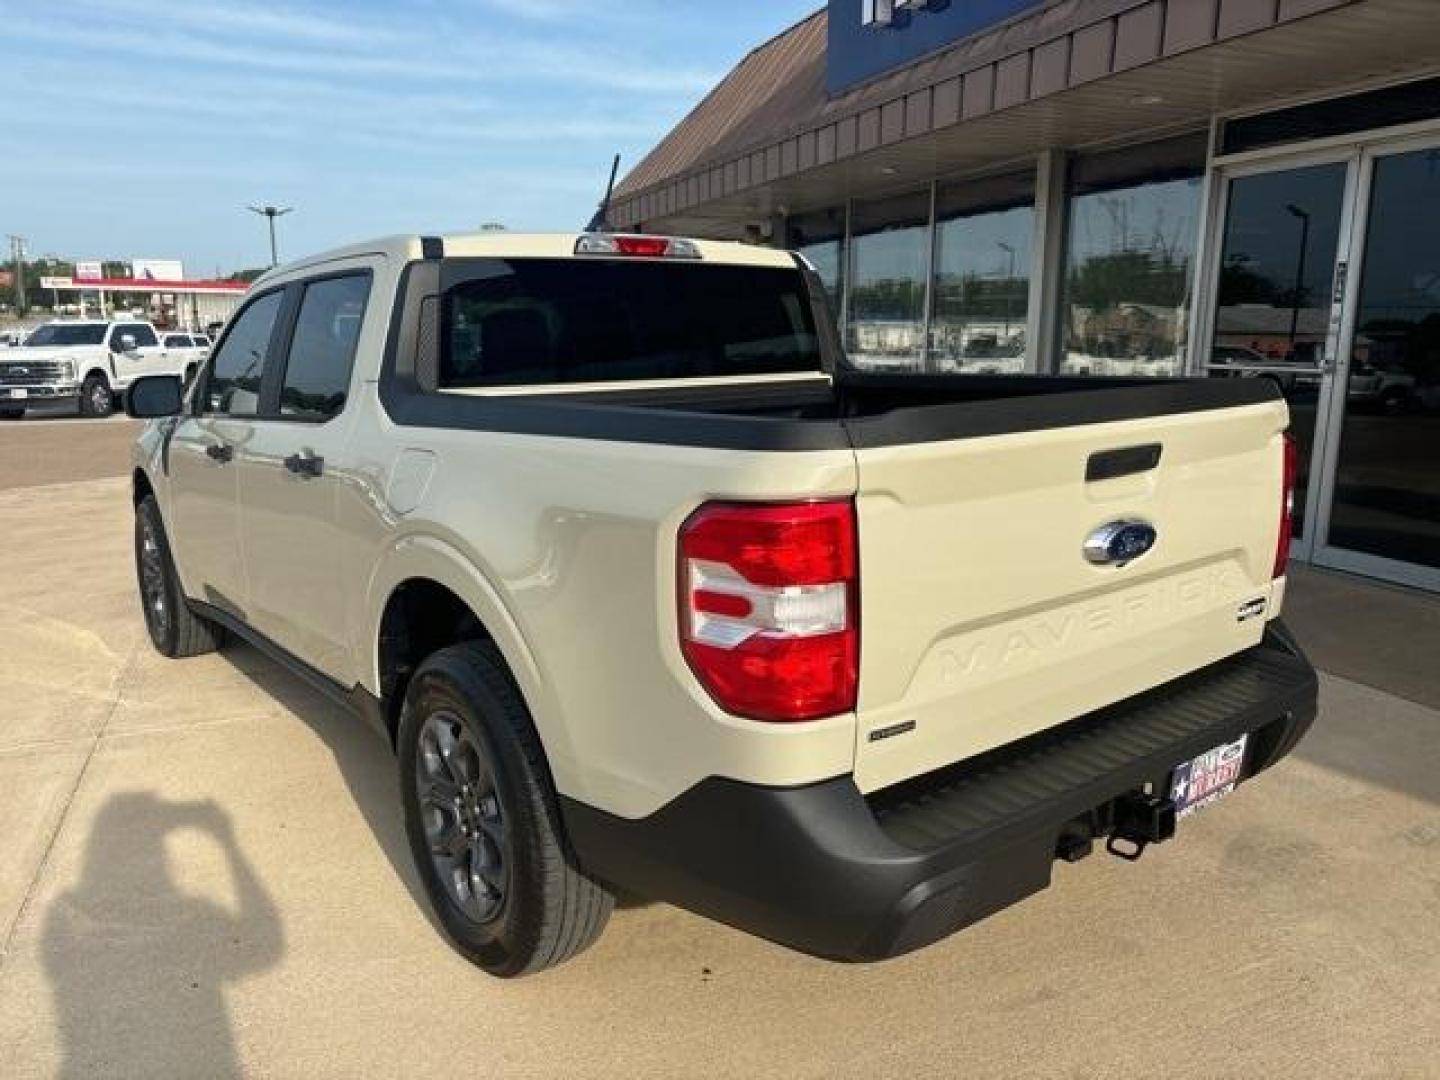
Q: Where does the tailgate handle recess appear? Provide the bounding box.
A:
[1086,443,1162,482]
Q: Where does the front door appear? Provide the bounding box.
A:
[109,322,166,384]
[167,289,286,616]
[1310,138,1440,590]
[1202,154,1357,562]
[1202,132,1440,590]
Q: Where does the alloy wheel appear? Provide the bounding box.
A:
[138,516,170,640]
[415,710,509,924]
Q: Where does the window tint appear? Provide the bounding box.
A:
[114,323,159,349]
[164,334,191,348]
[441,260,820,387]
[279,274,371,420]
[205,291,283,416]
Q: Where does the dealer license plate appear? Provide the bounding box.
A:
[1168,734,1248,818]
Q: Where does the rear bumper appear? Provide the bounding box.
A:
[562,621,1318,962]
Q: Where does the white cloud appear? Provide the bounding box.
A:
[9,6,717,96]
[68,0,398,48]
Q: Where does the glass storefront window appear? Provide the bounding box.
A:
[931,171,1034,374]
[786,208,846,325]
[847,189,930,372]
[1061,137,1205,377]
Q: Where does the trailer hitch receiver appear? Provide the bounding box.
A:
[1105,792,1177,861]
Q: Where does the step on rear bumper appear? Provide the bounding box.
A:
[561,621,1318,962]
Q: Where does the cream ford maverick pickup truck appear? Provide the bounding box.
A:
[127,232,1317,976]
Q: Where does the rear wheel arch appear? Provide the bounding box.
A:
[365,537,570,771]
[378,578,488,742]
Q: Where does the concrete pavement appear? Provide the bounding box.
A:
[0,414,143,490]
[0,443,1437,1076]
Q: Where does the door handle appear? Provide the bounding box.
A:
[284,450,325,478]
[205,443,233,463]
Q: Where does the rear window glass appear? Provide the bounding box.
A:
[440,259,821,387]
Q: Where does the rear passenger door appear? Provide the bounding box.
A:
[236,266,376,681]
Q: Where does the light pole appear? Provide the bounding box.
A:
[6,235,27,316]
[997,241,1016,339]
[247,205,292,267]
[1285,203,1311,361]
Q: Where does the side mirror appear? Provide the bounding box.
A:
[118,333,139,353]
[126,375,184,418]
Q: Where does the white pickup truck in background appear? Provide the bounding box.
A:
[0,319,206,419]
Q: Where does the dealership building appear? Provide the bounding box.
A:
[611,0,1440,591]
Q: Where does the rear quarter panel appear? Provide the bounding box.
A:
[344,411,861,820]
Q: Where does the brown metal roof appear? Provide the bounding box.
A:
[617,10,829,197]
[610,0,1440,233]
[614,0,1165,203]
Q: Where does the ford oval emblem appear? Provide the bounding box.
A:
[1084,520,1157,567]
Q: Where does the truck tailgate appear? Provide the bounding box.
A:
[852,397,1289,794]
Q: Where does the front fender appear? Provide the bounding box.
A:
[131,424,168,504]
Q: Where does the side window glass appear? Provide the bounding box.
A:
[129,324,159,348]
[205,292,283,417]
[278,274,371,421]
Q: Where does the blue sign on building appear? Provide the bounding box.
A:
[828,0,1045,94]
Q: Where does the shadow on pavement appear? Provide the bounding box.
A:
[42,792,283,1079]
[1284,566,1440,806]
[220,643,658,918]
[1293,675,1440,808]
[216,645,442,927]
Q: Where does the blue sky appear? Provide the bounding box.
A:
[9,0,819,276]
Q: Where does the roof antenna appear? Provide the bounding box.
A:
[585,153,622,233]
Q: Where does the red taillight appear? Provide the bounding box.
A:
[678,500,858,723]
[612,236,670,257]
[1274,432,1298,579]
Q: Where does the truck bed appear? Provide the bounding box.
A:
[417,372,1281,452]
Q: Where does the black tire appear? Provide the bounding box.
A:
[80,373,114,418]
[398,641,613,977]
[134,494,226,658]
[0,407,22,420]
